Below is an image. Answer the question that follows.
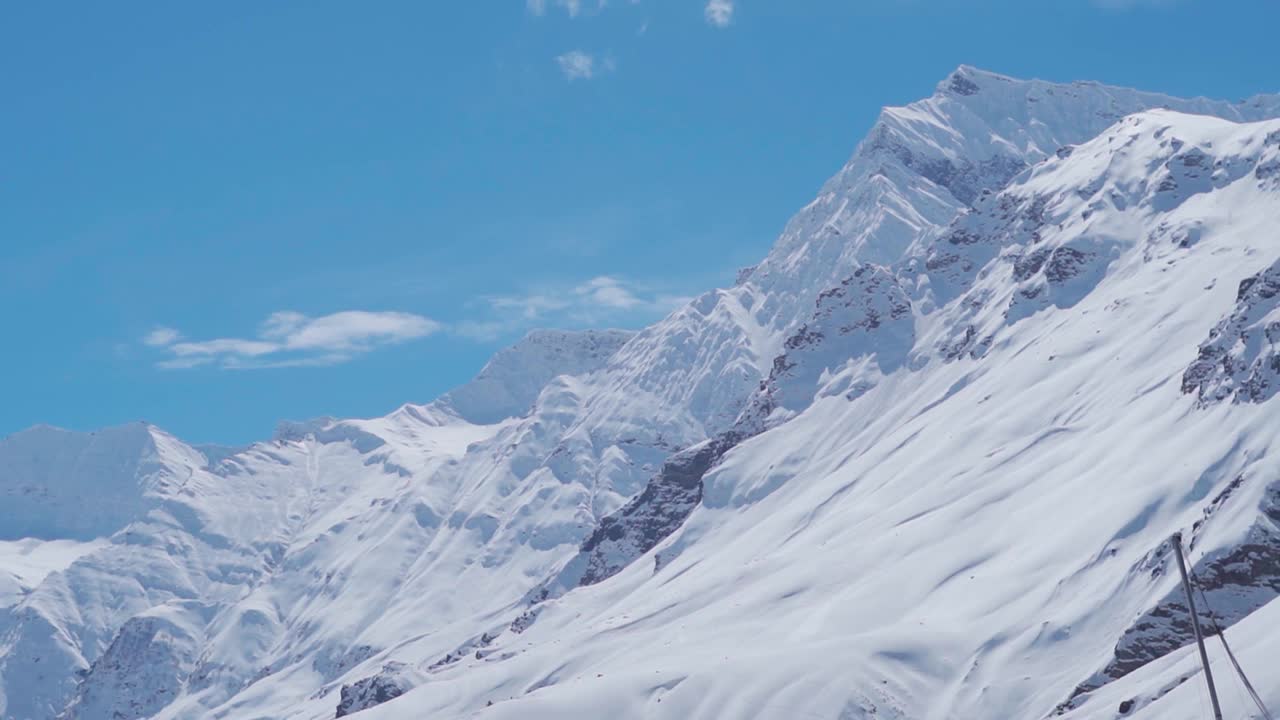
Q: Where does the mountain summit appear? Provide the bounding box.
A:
[3,69,1280,720]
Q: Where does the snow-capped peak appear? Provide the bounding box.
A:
[439,328,635,424]
[7,69,1280,720]
[0,422,203,541]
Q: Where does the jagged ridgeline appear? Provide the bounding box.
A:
[3,67,1280,720]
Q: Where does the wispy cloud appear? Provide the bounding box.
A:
[556,50,614,80]
[145,311,441,370]
[574,276,644,310]
[704,0,734,27]
[461,275,692,341]
[143,326,181,347]
[528,0,601,18]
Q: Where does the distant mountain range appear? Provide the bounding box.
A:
[4,66,1280,719]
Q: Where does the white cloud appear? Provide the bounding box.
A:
[142,326,181,347]
[529,0,602,18]
[575,276,642,310]
[453,321,509,343]
[156,356,213,370]
[170,337,280,358]
[556,50,599,80]
[145,310,440,370]
[489,293,572,319]
[464,275,692,341]
[704,0,733,27]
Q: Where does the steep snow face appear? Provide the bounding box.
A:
[581,67,1280,442]
[5,71,1280,720]
[0,539,107,609]
[752,66,1280,295]
[0,423,205,541]
[440,329,636,424]
[0,330,658,720]
[0,409,518,720]
[338,111,1280,720]
[758,264,915,417]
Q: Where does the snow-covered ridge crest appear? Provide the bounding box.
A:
[602,65,1280,442]
[0,422,205,541]
[379,108,1280,720]
[5,70,1280,720]
[439,328,635,424]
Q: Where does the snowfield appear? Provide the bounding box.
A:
[3,67,1280,720]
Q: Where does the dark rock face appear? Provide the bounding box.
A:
[1149,146,1216,212]
[1011,246,1050,283]
[63,609,204,720]
[910,153,1026,208]
[576,432,745,587]
[949,72,981,97]
[1060,480,1280,711]
[1183,259,1280,404]
[863,124,1026,207]
[1043,246,1090,283]
[524,427,752,607]
[924,191,1051,305]
[335,665,411,718]
[528,268,913,603]
[749,265,914,417]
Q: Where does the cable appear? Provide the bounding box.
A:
[1190,567,1274,720]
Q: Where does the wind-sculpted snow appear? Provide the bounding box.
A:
[64,602,215,720]
[345,110,1280,720]
[440,329,635,424]
[1061,476,1280,712]
[0,423,202,541]
[5,71,1280,720]
[587,67,1280,443]
[764,265,914,412]
[529,430,747,605]
[0,329,668,719]
[923,110,1280,363]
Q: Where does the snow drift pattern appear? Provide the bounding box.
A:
[4,68,1280,720]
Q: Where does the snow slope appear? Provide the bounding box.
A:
[338,108,1280,720]
[0,539,106,610]
[3,69,1280,720]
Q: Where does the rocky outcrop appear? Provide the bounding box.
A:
[530,431,747,603]
[574,432,744,587]
[440,328,635,424]
[862,122,1027,207]
[747,265,913,421]
[1183,259,1280,405]
[1060,479,1280,711]
[335,663,417,718]
[63,603,210,720]
[526,266,915,607]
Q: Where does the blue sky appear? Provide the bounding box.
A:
[4,0,1278,445]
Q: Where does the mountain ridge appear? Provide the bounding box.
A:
[3,69,1280,720]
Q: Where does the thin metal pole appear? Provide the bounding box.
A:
[1171,532,1223,720]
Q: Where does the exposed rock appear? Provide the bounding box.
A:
[335,664,415,718]
[1183,259,1280,404]
[577,432,745,587]
[1061,479,1280,709]
[63,603,210,720]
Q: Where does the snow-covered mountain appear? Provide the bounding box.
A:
[3,67,1280,720]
